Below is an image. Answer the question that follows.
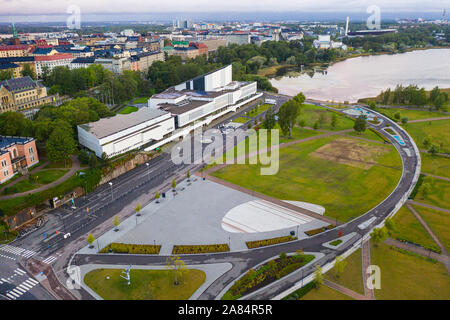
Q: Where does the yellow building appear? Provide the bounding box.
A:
[0,76,56,113]
[0,45,33,58]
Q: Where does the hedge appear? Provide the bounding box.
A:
[304,225,336,236]
[100,243,161,254]
[282,280,317,300]
[329,239,343,246]
[246,235,297,249]
[409,174,425,199]
[172,244,230,254]
[369,128,390,143]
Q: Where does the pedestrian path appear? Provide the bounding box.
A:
[42,255,58,265]
[362,240,375,300]
[0,245,37,259]
[4,277,38,300]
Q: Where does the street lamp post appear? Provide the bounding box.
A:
[296,225,299,238]
[146,163,150,181]
[109,182,113,202]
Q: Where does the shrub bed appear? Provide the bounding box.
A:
[305,225,336,236]
[329,239,343,246]
[246,236,297,249]
[172,244,230,254]
[409,174,425,199]
[282,280,317,300]
[384,128,396,135]
[222,253,314,300]
[100,243,161,254]
[369,128,390,143]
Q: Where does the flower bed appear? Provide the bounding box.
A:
[222,253,315,300]
[100,243,161,254]
[246,236,297,249]
[172,244,230,254]
[304,225,336,236]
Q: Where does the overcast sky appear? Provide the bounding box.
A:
[1,0,448,16]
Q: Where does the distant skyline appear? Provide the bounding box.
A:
[0,0,448,23]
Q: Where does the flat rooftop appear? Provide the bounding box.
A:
[78,107,170,139]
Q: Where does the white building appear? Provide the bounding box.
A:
[77,108,175,158]
[313,35,347,50]
[34,53,74,77]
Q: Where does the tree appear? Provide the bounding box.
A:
[331,113,338,130]
[318,113,327,128]
[422,136,431,149]
[428,144,439,155]
[78,149,90,165]
[384,218,397,235]
[186,170,191,182]
[278,100,300,137]
[293,92,305,105]
[313,265,323,288]
[87,234,95,248]
[21,64,36,79]
[353,115,367,134]
[313,121,319,130]
[0,69,13,81]
[371,227,388,246]
[113,216,120,231]
[155,190,160,203]
[334,255,347,278]
[172,178,177,191]
[89,153,98,169]
[166,256,187,285]
[46,126,77,167]
[298,119,306,128]
[135,203,142,216]
[368,101,376,109]
[394,112,401,121]
[401,117,408,126]
[263,108,276,130]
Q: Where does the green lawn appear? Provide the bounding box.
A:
[297,104,355,131]
[371,242,450,300]
[390,206,440,252]
[324,248,364,295]
[119,106,139,114]
[414,176,449,210]
[133,97,150,104]
[31,169,69,185]
[212,136,403,222]
[301,284,354,300]
[375,107,448,121]
[2,180,39,195]
[414,205,450,253]
[420,153,450,179]
[84,268,206,300]
[44,159,72,169]
[344,129,385,142]
[245,104,272,118]
[232,117,250,124]
[404,119,450,153]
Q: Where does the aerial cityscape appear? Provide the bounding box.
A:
[0,0,449,309]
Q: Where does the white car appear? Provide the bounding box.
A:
[64,233,71,239]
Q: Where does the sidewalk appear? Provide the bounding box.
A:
[407,200,450,214]
[0,160,50,194]
[361,240,375,300]
[323,280,369,300]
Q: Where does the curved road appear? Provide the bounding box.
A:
[72,104,421,300]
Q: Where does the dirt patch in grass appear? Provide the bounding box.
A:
[310,138,390,170]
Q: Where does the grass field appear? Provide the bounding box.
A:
[212,136,403,222]
[297,104,355,131]
[420,153,450,179]
[84,268,205,300]
[375,107,448,121]
[414,205,450,253]
[414,176,449,210]
[390,206,440,252]
[404,119,450,153]
[31,169,69,185]
[300,284,354,300]
[371,242,450,300]
[245,104,272,118]
[44,159,72,169]
[119,106,139,114]
[133,97,150,104]
[232,117,250,124]
[324,248,364,295]
[344,129,385,142]
[2,180,39,195]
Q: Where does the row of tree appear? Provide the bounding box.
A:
[377,85,448,110]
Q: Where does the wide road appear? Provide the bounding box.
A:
[72,103,420,300]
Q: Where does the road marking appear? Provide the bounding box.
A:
[358,217,377,230]
[1,278,10,283]
[0,245,36,258]
[14,268,27,276]
[27,278,38,285]
[8,291,20,298]
[42,256,57,264]
[13,287,26,294]
[6,293,16,300]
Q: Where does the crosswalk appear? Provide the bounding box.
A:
[42,256,57,265]
[3,275,39,300]
[0,245,37,259]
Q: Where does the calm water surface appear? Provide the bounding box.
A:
[270,48,450,102]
